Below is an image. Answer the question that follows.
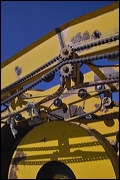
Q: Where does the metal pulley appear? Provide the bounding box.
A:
[43,72,55,82]
[53,98,63,107]
[95,84,105,91]
[78,89,88,98]
[102,97,113,108]
[60,64,73,78]
[60,46,71,58]
[15,114,23,121]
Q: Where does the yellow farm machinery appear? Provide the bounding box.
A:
[1,2,119,179]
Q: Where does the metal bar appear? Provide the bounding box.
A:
[1,77,65,121]
[55,27,65,49]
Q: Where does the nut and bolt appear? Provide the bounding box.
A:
[54,98,62,107]
[95,84,105,91]
[78,89,88,98]
[62,49,69,55]
[15,113,23,121]
[62,66,69,73]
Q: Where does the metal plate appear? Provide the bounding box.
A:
[8,121,118,179]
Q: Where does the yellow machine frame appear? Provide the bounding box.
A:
[1,2,119,179]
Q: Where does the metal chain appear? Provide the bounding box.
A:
[1,34,119,94]
[1,54,61,94]
[1,50,119,106]
[71,34,119,51]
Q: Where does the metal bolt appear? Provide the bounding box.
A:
[102,97,112,107]
[95,84,104,91]
[78,89,87,99]
[54,98,62,107]
[15,114,23,121]
[62,66,69,73]
[62,49,69,55]
[97,85,102,90]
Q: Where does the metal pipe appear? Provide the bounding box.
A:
[78,78,119,88]
[66,95,103,122]
[1,76,65,121]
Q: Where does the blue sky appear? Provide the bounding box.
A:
[1,1,117,61]
[1,1,119,102]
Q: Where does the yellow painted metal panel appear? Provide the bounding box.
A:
[62,9,119,46]
[1,2,119,90]
[8,121,117,179]
[1,34,60,89]
[1,2,119,179]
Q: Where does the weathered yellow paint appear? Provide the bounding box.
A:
[1,66,118,122]
[86,62,117,89]
[8,121,118,179]
[1,2,119,91]
[1,2,119,179]
[62,9,119,46]
[1,34,60,89]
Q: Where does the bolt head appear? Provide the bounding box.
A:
[78,89,87,98]
[97,85,102,90]
[15,114,22,121]
[54,98,62,107]
[95,84,104,91]
[62,49,69,55]
[62,66,69,73]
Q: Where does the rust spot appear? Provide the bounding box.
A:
[9,165,18,179]
[70,32,83,44]
[94,104,99,108]
[9,151,26,179]
[91,30,102,39]
[94,67,119,81]
[14,66,22,76]
[83,31,90,41]
[70,30,101,44]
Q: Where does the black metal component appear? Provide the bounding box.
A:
[53,98,63,107]
[1,34,119,95]
[1,50,119,106]
[43,72,55,82]
[72,71,84,83]
[78,89,87,98]
[60,64,73,78]
[62,65,69,73]
[15,114,23,121]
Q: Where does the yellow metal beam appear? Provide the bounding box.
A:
[1,2,119,90]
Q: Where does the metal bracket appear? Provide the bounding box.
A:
[7,117,18,138]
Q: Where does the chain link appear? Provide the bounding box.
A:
[1,34,119,94]
[1,34,119,105]
[1,50,119,106]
